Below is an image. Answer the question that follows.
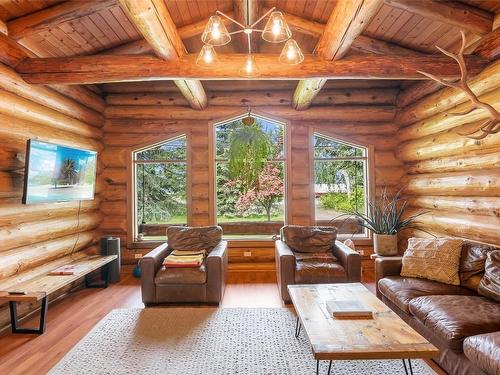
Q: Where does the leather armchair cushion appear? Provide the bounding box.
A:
[409,295,500,352]
[378,276,475,314]
[295,261,346,284]
[463,332,500,375]
[460,242,497,282]
[167,225,222,252]
[282,225,337,253]
[155,264,207,285]
[478,250,500,303]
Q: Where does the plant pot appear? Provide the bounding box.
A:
[373,233,398,256]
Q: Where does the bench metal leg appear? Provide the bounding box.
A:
[10,296,48,334]
[85,264,110,288]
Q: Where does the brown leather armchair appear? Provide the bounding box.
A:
[139,226,228,305]
[275,225,361,303]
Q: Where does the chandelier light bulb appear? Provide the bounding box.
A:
[279,39,304,65]
[211,22,221,40]
[272,19,281,36]
[245,55,253,73]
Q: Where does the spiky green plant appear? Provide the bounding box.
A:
[228,122,271,191]
[333,188,427,235]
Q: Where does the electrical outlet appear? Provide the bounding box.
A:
[243,251,252,257]
[134,253,143,259]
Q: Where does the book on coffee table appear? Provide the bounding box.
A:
[326,299,373,319]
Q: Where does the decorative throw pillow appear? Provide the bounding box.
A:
[281,225,337,253]
[478,251,500,302]
[400,237,463,286]
[459,242,495,282]
[167,225,222,252]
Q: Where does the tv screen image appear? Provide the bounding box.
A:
[23,140,97,204]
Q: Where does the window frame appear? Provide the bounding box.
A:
[128,133,191,248]
[309,127,375,243]
[209,111,291,242]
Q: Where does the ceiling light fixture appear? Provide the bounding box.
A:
[197,7,304,74]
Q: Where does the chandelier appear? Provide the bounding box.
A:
[196,7,304,76]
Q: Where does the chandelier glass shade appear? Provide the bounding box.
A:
[197,7,303,73]
[201,15,231,46]
[279,39,304,65]
[262,11,291,43]
[196,44,219,66]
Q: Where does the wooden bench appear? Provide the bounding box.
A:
[0,254,117,334]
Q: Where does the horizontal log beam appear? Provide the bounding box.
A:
[105,88,397,106]
[0,63,103,127]
[384,0,493,35]
[406,151,500,174]
[50,84,106,113]
[408,196,500,218]
[104,105,395,122]
[0,89,102,139]
[474,27,500,61]
[406,209,500,247]
[397,120,500,162]
[16,54,486,84]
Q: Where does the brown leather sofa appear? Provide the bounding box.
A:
[140,226,228,305]
[376,241,500,375]
[276,225,361,303]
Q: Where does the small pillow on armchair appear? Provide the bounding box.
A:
[400,237,463,286]
[478,250,500,302]
[281,225,337,253]
[167,225,222,252]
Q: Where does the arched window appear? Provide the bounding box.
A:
[214,114,286,240]
[133,135,187,241]
[313,133,369,237]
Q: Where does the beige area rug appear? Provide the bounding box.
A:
[49,308,436,375]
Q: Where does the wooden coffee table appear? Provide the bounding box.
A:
[288,283,439,375]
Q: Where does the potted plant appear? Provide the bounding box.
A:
[227,120,271,192]
[335,189,426,256]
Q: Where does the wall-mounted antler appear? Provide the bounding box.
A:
[417,31,499,140]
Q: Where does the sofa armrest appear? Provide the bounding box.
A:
[375,256,403,298]
[206,241,228,303]
[139,243,170,304]
[275,240,296,302]
[333,240,361,282]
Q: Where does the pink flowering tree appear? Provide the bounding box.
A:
[234,163,284,221]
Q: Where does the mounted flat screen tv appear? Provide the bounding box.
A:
[22,140,97,204]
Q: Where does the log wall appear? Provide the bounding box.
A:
[0,62,103,329]
[100,86,403,264]
[396,60,500,248]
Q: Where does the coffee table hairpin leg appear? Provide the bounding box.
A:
[295,316,302,338]
[402,359,414,375]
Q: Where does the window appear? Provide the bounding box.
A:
[133,136,187,241]
[313,133,368,237]
[214,115,286,240]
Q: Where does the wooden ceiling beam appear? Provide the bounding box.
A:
[100,12,234,55]
[7,0,116,41]
[16,54,485,84]
[473,27,500,61]
[384,0,493,35]
[233,0,260,52]
[293,0,384,110]
[118,0,207,110]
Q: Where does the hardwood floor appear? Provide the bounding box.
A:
[0,267,443,375]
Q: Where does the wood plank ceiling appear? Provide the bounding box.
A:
[2,0,494,58]
[0,0,497,102]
